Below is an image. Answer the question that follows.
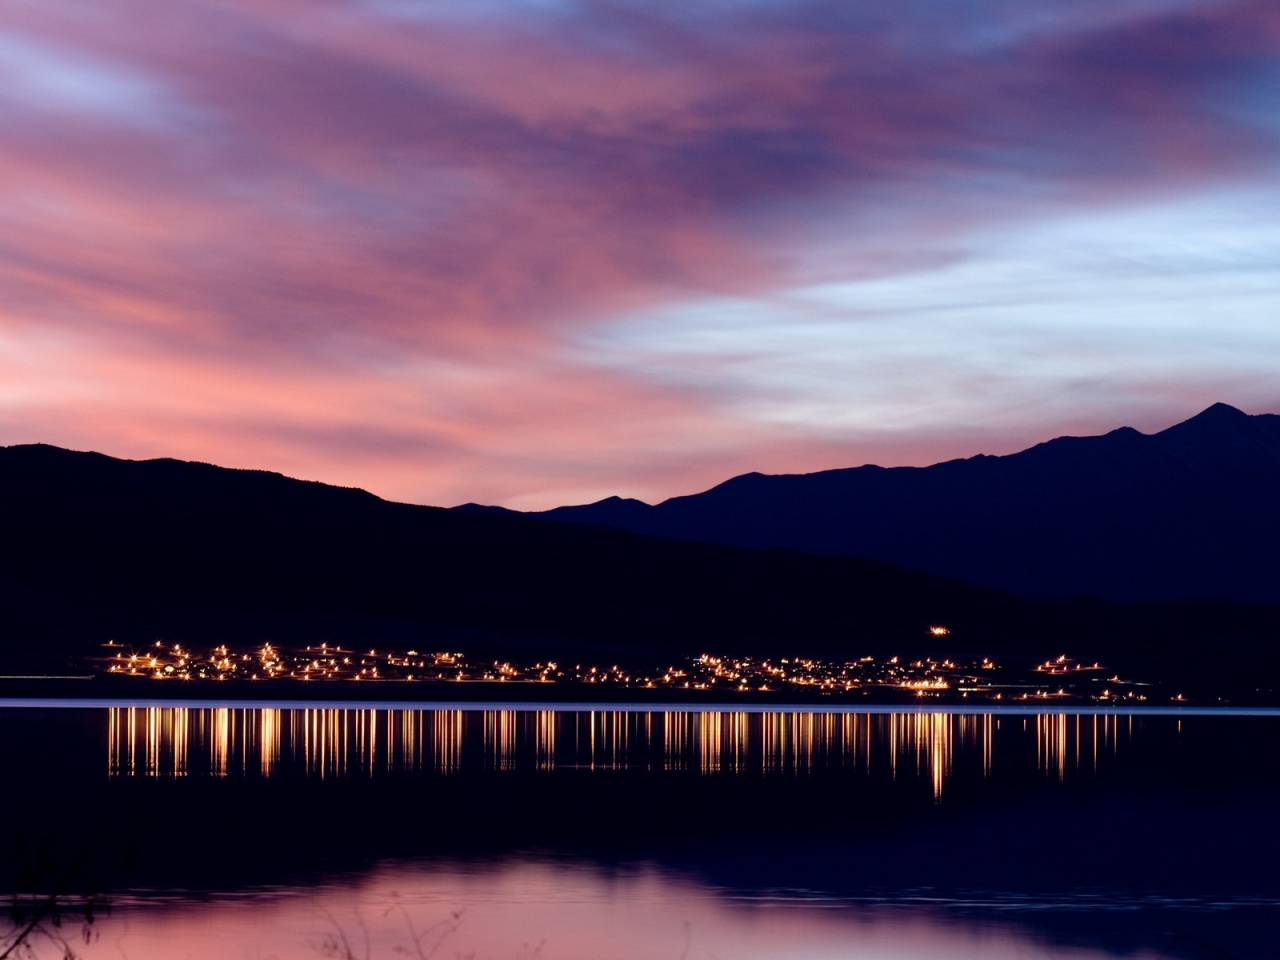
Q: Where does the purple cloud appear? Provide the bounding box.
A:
[0,0,1277,504]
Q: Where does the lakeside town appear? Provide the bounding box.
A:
[97,637,1160,704]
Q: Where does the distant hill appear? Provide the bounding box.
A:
[1,442,1277,671]
[521,404,1280,604]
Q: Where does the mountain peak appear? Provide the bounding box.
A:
[529,401,1280,604]
[1156,402,1255,444]
[1188,401,1246,421]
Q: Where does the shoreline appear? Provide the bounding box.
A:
[4,692,1279,716]
[1,670,1273,710]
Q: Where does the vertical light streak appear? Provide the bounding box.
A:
[983,713,993,778]
[146,708,160,775]
[433,710,462,774]
[99,705,1152,796]
[1037,713,1068,780]
[214,708,229,777]
[588,710,597,772]
[261,709,279,776]
[699,710,721,774]
[108,708,118,775]
[481,716,517,773]
[1058,713,1067,781]
[662,712,683,772]
[174,708,188,776]
[127,707,137,774]
[536,709,556,770]
[500,710,516,770]
[342,709,351,775]
[930,714,950,802]
[913,712,926,778]
[889,713,899,781]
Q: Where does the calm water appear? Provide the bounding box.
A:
[2,702,1278,959]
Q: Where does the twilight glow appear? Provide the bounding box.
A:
[1,0,1278,508]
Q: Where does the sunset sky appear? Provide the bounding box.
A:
[1,0,1278,509]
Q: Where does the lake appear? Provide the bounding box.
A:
[1,701,1277,959]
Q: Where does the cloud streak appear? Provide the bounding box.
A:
[0,0,1278,505]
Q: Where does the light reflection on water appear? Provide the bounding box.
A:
[108,707,1129,795]
[8,706,1275,959]
[75,861,1156,960]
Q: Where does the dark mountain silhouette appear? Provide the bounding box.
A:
[0,442,1276,676]
[524,404,1280,605]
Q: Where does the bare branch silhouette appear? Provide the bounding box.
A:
[1,852,106,960]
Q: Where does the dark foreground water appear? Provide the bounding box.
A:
[2,702,1278,959]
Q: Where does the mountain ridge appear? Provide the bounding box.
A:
[0,441,1066,662]
[1,437,1276,673]
[516,403,1280,604]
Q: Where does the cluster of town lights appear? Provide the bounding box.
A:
[98,639,1157,701]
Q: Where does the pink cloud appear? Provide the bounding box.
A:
[0,0,1278,505]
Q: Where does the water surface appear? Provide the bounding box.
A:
[1,703,1276,959]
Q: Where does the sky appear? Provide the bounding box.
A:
[1,0,1278,509]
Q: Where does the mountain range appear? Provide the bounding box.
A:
[510,403,1280,605]
[1,439,1276,674]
